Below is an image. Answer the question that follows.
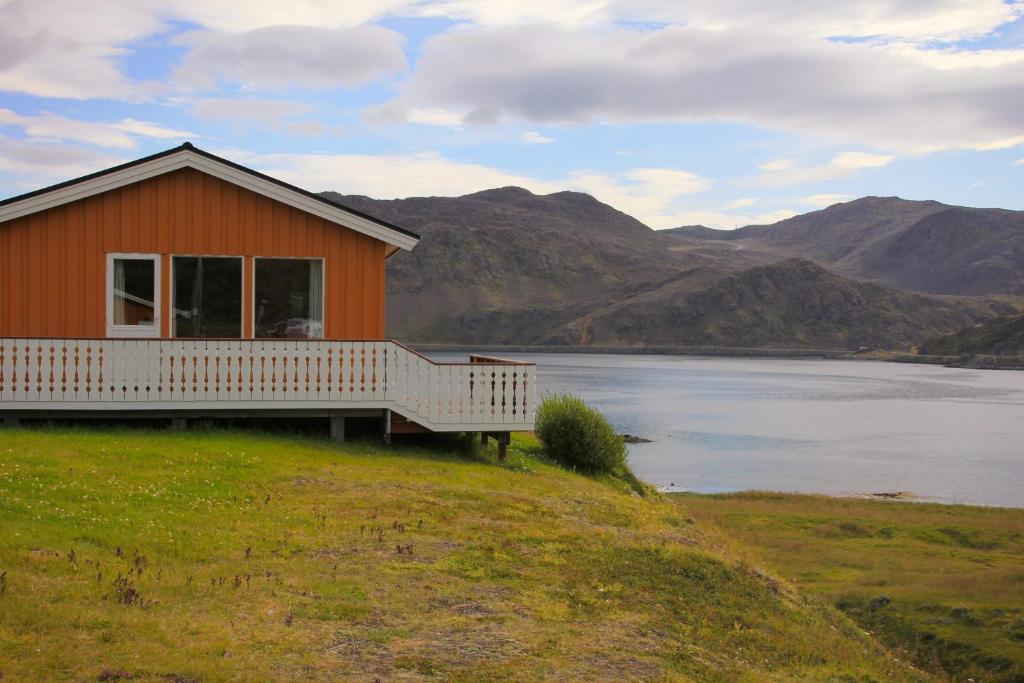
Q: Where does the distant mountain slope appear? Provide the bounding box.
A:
[858,206,1024,295]
[323,187,751,342]
[919,313,1024,356]
[668,197,1024,296]
[548,259,1009,350]
[321,188,1017,350]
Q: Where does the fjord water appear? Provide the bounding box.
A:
[436,353,1024,507]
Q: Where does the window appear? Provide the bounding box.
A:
[107,254,160,338]
[254,258,324,339]
[172,256,242,338]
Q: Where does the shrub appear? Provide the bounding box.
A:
[534,393,627,474]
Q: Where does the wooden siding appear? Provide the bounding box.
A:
[0,168,386,339]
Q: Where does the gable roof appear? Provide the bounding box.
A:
[0,142,420,254]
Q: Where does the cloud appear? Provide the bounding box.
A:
[405,107,467,127]
[0,1,411,99]
[380,23,1024,153]
[604,0,1021,41]
[284,121,333,137]
[191,98,314,125]
[173,25,407,90]
[800,193,853,206]
[0,109,195,148]
[163,1,411,32]
[1014,158,1024,166]
[562,167,710,226]
[758,159,796,172]
[217,148,709,226]
[0,0,163,99]
[724,197,757,209]
[415,0,1021,40]
[521,131,555,144]
[110,119,197,140]
[0,137,127,193]
[751,152,895,187]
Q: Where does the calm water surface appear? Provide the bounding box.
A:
[435,353,1024,507]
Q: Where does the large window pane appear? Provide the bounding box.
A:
[112,258,156,327]
[173,256,242,338]
[254,259,323,339]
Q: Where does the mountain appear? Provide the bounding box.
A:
[546,259,1008,350]
[662,225,730,240]
[321,188,1019,350]
[323,187,753,342]
[918,313,1024,356]
[668,197,1024,296]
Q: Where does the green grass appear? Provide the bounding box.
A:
[677,491,1024,682]
[0,427,922,681]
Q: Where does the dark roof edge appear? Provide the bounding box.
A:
[0,142,421,242]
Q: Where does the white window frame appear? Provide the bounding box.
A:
[106,253,161,338]
[252,256,326,340]
[170,254,245,339]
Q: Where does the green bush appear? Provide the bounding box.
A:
[534,393,627,474]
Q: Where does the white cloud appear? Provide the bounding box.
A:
[605,0,1021,41]
[1013,157,1024,166]
[190,98,314,125]
[110,119,196,140]
[758,159,796,172]
[0,137,127,192]
[415,0,609,28]
[0,109,195,148]
[285,121,334,137]
[415,0,1021,40]
[173,25,407,90]
[381,23,1024,153]
[751,152,895,187]
[163,1,411,32]
[521,131,555,144]
[0,0,163,99]
[217,148,709,227]
[562,167,710,226]
[724,197,757,209]
[406,107,467,127]
[800,193,853,207]
[0,109,134,148]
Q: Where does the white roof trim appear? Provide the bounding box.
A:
[0,148,419,252]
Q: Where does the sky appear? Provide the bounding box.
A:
[0,0,1022,230]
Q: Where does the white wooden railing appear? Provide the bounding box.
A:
[0,338,535,431]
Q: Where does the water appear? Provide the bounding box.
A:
[434,353,1024,507]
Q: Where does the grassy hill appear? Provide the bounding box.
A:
[919,312,1024,357]
[554,259,1008,350]
[0,428,922,681]
[680,492,1024,682]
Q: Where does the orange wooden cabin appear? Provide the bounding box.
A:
[0,143,535,444]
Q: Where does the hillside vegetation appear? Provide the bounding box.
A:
[0,428,921,681]
[919,312,1024,356]
[549,259,1004,350]
[680,492,1024,682]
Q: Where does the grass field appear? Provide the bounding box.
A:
[678,491,1024,682]
[0,427,922,681]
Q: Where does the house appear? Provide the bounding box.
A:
[0,143,534,452]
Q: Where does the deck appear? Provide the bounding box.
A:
[0,338,535,433]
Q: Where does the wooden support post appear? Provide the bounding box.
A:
[330,414,346,442]
[3,415,21,428]
[382,411,391,445]
[497,432,510,463]
[480,432,488,445]
[171,417,187,432]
